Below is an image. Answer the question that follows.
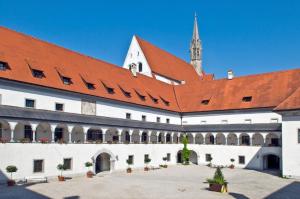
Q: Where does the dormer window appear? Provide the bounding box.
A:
[160,96,170,106]
[32,69,45,79]
[201,99,210,105]
[101,80,115,94]
[0,61,9,71]
[62,76,72,85]
[242,96,252,102]
[147,92,159,104]
[135,88,146,101]
[80,75,96,90]
[119,85,131,97]
[86,83,95,90]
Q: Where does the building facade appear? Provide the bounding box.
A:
[0,18,300,182]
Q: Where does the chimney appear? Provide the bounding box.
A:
[227,70,234,80]
[129,63,137,77]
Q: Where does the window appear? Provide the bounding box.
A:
[239,156,245,164]
[156,117,161,123]
[33,160,44,173]
[0,61,8,71]
[142,115,146,122]
[201,99,210,105]
[144,154,149,163]
[167,153,171,162]
[32,69,45,78]
[138,62,143,72]
[221,120,228,124]
[271,118,279,123]
[25,99,35,108]
[63,158,72,170]
[62,76,72,85]
[166,118,170,124]
[126,113,131,120]
[24,125,33,141]
[55,103,64,111]
[242,96,252,102]
[205,154,212,162]
[128,155,134,165]
[298,129,300,144]
[245,119,252,124]
[86,82,95,90]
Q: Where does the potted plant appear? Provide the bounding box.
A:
[126,159,133,173]
[229,158,235,169]
[182,136,190,165]
[85,162,94,178]
[162,157,168,168]
[57,164,66,181]
[206,167,228,193]
[6,165,17,186]
[144,157,151,171]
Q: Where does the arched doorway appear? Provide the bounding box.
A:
[95,153,111,173]
[177,150,198,165]
[263,154,280,170]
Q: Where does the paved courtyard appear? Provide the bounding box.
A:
[0,165,300,199]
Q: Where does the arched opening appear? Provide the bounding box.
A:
[263,154,280,170]
[252,133,264,146]
[71,126,84,143]
[172,133,179,143]
[121,130,130,144]
[227,133,237,145]
[179,134,185,143]
[87,129,103,143]
[14,123,33,142]
[138,62,143,72]
[205,133,214,144]
[0,120,11,142]
[150,131,157,143]
[239,133,250,146]
[131,130,140,144]
[54,125,69,143]
[216,133,226,145]
[158,132,164,143]
[105,129,119,144]
[95,153,111,173]
[186,133,194,144]
[36,123,51,143]
[141,132,148,143]
[166,133,171,143]
[265,133,280,147]
[195,134,204,144]
[177,150,198,164]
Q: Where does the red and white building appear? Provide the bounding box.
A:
[0,16,300,181]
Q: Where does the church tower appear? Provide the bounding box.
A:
[190,13,203,76]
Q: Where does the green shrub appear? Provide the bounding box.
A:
[6,165,17,180]
[57,164,67,176]
[206,167,227,185]
[182,135,190,164]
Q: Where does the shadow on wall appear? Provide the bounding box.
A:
[265,181,300,199]
[0,169,50,199]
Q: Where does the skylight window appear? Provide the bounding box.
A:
[242,96,252,102]
[32,69,45,79]
[201,99,210,105]
[0,61,9,71]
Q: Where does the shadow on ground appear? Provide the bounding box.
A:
[264,181,300,199]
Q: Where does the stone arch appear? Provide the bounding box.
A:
[54,124,69,143]
[252,133,264,146]
[216,133,226,145]
[131,130,140,143]
[141,131,148,143]
[105,128,119,144]
[177,150,198,164]
[150,131,158,143]
[14,121,33,142]
[227,133,237,145]
[265,133,280,147]
[179,134,185,143]
[93,148,116,173]
[36,122,52,143]
[195,133,204,144]
[239,133,250,146]
[87,128,103,143]
[71,125,84,143]
[263,153,280,170]
[205,133,214,144]
[165,133,172,143]
[0,120,11,142]
[172,132,179,143]
[186,133,194,144]
[121,130,130,144]
[158,132,165,143]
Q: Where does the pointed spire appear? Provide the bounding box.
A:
[190,13,203,76]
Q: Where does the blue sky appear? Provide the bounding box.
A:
[1,0,300,78]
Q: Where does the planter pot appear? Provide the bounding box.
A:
[58,176,65,181]
[209,183,228,193]
[127,168,132,173]
[7,180,15,186]
[144,167,149,171]
[86,171,94,178]
[163,165,168,168]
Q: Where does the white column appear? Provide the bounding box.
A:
[50,124,57,143]
[224,133,228,145]
[148,131,151,143]
[102,127,108,143]
[129,129,133,144]
[83,126,90,143]
[164,132,167,144]
[31,123,38,143]
[170,132,174,144]
[212,133,217,145]
[117,128,123,144]
[8,121,18,143]
[248,133,254,146]
[139,130,143,143]
[67,125,74,144]
[262,133,267,147]
[236,133,241,146]
[192,133,196,144]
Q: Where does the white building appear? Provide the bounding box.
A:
[0,16,300,182]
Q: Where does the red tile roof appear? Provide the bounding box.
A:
[1,26,300,113]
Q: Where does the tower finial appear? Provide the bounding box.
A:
[190,13,203,76]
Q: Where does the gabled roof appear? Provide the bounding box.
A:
[274,86,300,111]
[135,36,201,83]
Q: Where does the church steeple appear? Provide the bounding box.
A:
[190,13,203,76]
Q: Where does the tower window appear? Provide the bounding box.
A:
[138,62,143,72]
[32,69,45,79]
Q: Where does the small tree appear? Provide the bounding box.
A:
[207,167,227,185]
[57,164,66,177]
[6,165,17,180]
[182,135,190,165]
[144,157,151,167]
[85,162,93,172]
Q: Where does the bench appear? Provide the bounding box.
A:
[24,176,48,184]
